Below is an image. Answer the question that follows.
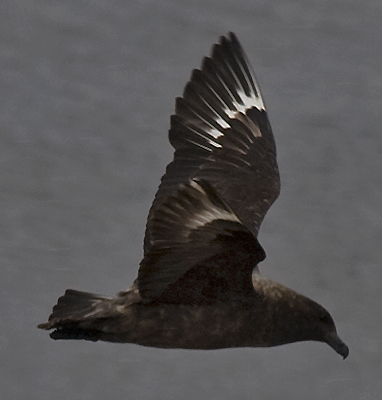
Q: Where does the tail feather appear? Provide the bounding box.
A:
[38,289,115,341]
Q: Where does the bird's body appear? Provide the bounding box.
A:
[38,33,349,359]
[43,277,344,354]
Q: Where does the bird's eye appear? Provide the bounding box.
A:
[318,314,331,324]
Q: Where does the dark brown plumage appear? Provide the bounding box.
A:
[38,33,349,359]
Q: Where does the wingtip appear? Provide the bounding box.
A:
[227,31,239,43]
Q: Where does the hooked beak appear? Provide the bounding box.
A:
[326,332,349,359]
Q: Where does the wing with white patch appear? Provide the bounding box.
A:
[138,179,265,301]
[144,33,279,254]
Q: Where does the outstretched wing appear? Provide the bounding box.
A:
[138,179,265,302]
[144,32,280,255]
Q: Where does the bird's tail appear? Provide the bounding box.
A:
[38,289,117,341]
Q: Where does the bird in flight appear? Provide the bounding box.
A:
[38,32,349,359]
